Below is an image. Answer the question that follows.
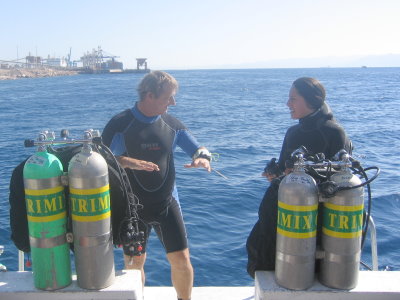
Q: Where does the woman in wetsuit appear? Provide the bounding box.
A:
[277,77,352,172]
[246,77,352,278]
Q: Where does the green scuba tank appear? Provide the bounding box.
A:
[23,131,71,290]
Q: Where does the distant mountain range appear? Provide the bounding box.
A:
[211,54,400,69]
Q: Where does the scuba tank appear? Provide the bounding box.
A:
[319,151,364,289]
[23,131,72,290]
[68,130,115,289]
[275,150,319,290]
[289,148,379,289]
[20,128,143,289]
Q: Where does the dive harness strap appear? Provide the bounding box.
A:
[29,234,67,249]
[192,148,211,161]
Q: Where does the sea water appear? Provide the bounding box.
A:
[0,68,399,286]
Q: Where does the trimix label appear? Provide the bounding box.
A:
[70,184,110,222]
[323,202,363,238]
[25,186,66,222]
[277,201,318,238]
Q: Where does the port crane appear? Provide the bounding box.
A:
[80,46,120,70]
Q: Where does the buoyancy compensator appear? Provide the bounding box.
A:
[10,129,144,288]
[92,139,145,257]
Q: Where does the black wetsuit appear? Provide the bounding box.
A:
[246,103,352,278]
[102,104,200,254]
[278,103,352,171]
[246,177,281,278]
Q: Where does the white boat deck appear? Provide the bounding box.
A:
[0,270,255,300]
[144,286,254,300]
[1,269,400,300]
[0,269,142,300]
[255,270,400,300]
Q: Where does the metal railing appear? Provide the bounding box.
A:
[18,250,24,271]
[368,215,379,271]
[0,245,6,272]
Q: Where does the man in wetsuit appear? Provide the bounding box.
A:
[246,77,352,278]
[102,71,211,300]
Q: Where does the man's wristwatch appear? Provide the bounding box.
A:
[192,148,211,161]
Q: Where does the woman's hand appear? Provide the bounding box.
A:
[262,171,276,182]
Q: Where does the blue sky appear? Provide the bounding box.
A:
[1,0,399,69]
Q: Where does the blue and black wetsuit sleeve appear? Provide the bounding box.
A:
[175,129,200,158]
[162,114,201,158]
[102,109,132,151]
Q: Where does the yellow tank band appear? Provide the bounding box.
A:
[72,211,111,222]
[278,201,318,212]
[25,185,63,196]
[27,211,66,222]
[324,202,363,211]
[69,184,109,195]
[277,227,317,238]
[322,227,362,238]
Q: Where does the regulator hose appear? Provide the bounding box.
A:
[293,151,380,269]
[356,166,378,250]
[336,166,380,192]
[92,137,144,255]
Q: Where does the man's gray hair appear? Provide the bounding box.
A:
[137,71,178,101]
